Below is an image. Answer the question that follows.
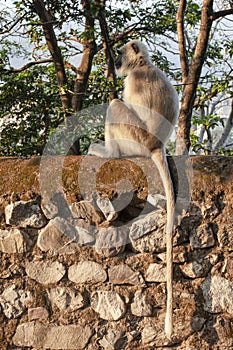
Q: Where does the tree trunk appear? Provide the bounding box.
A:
[72,44,97,112]
[197,125,206,154]
[97,0,118,102]
[206,127,213,153]
[72,0,97,112]
[214,99,233,150]
[175,0,214,155]
[32,0,72,111]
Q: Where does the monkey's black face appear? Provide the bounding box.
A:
[115,50,122,70]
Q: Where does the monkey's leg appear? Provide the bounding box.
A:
[106,99,146,129]
[88,99,135,158]
[151,147,175,340]
[106,99,152,157]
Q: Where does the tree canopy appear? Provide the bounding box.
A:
[0,0,233,156]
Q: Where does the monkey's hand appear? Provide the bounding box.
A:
[87,141,106,157]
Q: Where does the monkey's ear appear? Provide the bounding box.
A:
[131,42,139,54]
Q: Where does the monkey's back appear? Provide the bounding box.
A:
[123,65,179,128]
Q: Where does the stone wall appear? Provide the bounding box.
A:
[0,156,233,350]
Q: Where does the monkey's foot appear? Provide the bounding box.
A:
[87,142,105,157]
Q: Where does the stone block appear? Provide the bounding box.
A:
[0,228,29,253]
[108,264,145,286]
[96,197,118,222]
[190,223,215,249]
[68,261,107,284]
[202,275,233,315]
[71,200,105,225]
[91,291,126,321]
[26,260,66,285]
[28,307,49,320]
[145,263,167,283]
[129,210,163,241]
[48,287,85,311]
[0,285,32,319]
[5,200,47,228]
[99,329,127,350]
[13,322,92,349]
[95,226,127,257]
[131,290,152,317]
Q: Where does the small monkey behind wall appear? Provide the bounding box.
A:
[88,40,179,339]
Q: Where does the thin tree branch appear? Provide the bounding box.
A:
[214,99,233,150]
[3,58,53,74]
[110,24,138,43]
[213,8,233,20]
[209,91,225,115]
[194,87,219,108]
[0,16,24,34]
[64,61,78,73]
[176,0,189,84]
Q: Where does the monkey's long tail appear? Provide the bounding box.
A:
[151,148,175,340]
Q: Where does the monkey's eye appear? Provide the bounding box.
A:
[116,49,122,55]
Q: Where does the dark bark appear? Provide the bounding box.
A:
[32,0,80,155]
[3,59,53,73]
[213,8,233,20]
[176,0,214,155]
[176,0,189,85]
[72,0,97,112]
[97,0,118,102]
[175,0,233,155]
[32,0,72,111]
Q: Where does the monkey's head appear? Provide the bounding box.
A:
[115,40,150,76]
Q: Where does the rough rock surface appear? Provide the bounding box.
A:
[28,307,49,320]
[37,216,94,254]
[68,261,107,284]
[0,228,29,253]
[5,200,46,228]
[48,286,85,311]
[99,328,127,350]
[96,197,118,221]
[129,209,163,241]
[202,275,233,314]
[108,264,145,286]
[131,290,153,316]
[71,200,105,225]
[190,222,216,248]
[91,291,126,320]
[0,285,32,319]
[0,155,232,349]
[95,226,128,257]
[26,260,66,285]
[145,263,167,282]
[13,322,92,349]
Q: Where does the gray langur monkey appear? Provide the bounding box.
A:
[88,40,179,339]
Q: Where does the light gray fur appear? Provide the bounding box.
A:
[88,40,179,339]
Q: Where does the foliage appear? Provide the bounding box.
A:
[84,51,124,107]
[0,65,63,156]
[0,0,232,156]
